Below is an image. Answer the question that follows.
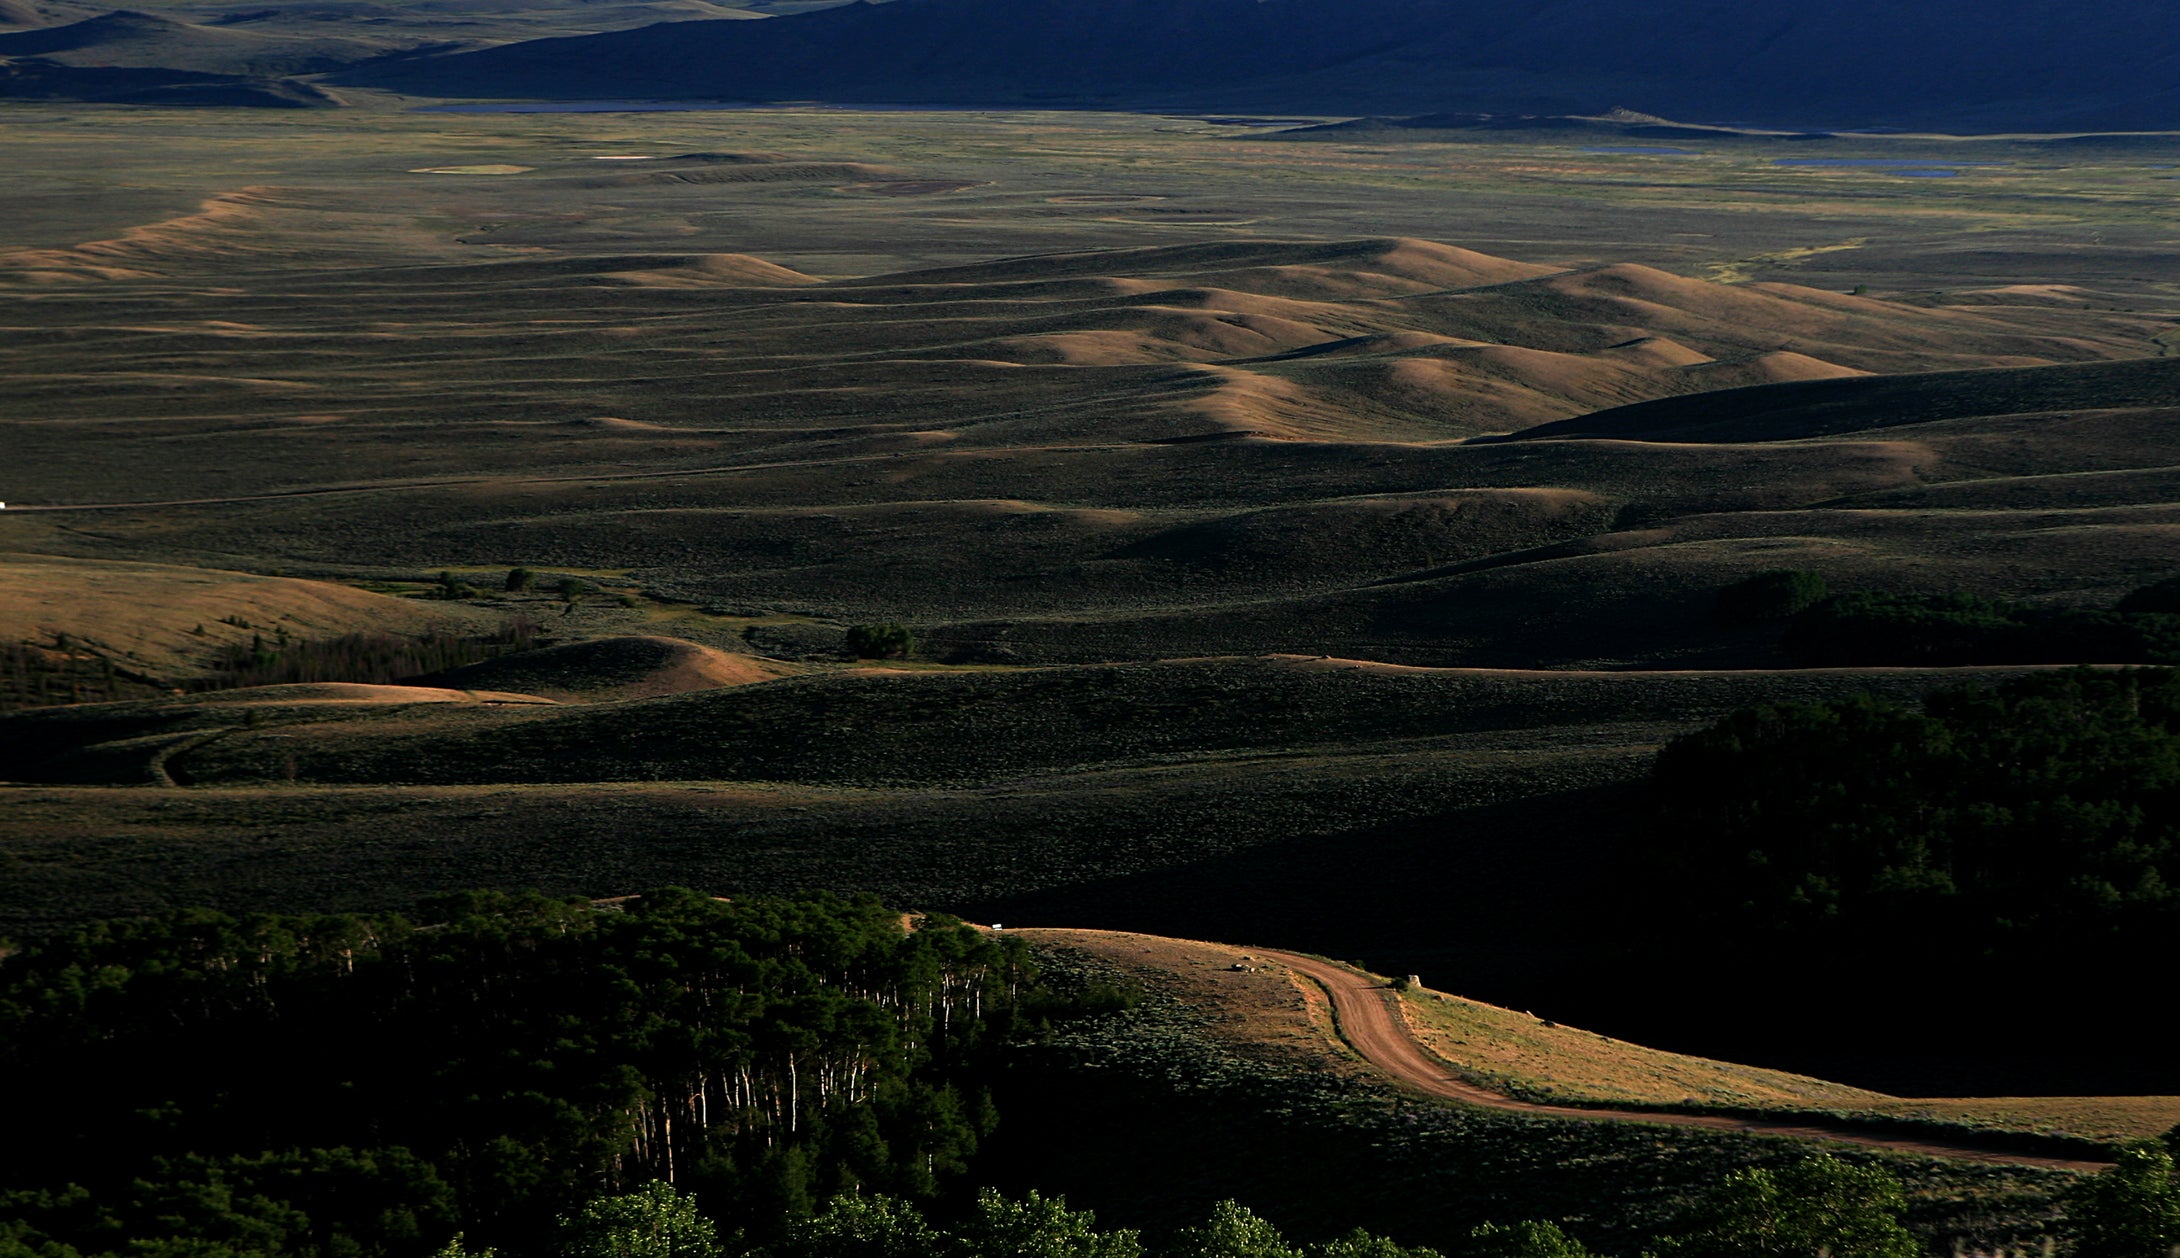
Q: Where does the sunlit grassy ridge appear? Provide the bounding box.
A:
[1395,982,2180,1145]
[1002,930,2078,1251]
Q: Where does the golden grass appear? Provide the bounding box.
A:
[1396,977,2180,1146]
[1857,1097,2180,1145]
[1028,931,2180,1149]
[1398,984,1891,1109]
[0,553,480,681]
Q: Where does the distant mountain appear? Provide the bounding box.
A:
[0,7,394,73]
[0,53,335,102]
[0,0,852,100]
[339,0,2180,132]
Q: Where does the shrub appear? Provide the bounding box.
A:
[504,568,536,594]
[1715,570,1829,624]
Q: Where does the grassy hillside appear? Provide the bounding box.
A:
[0,553,494,692]
[988,929,2082,1253]
[1393,979,2180,1145]
[0,657,2071,788]
[1508,356,2180,444]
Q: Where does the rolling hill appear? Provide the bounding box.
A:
[10,103,2180,1104]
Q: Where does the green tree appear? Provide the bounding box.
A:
[1715,570,1829,624]
[1310,1228,1442,1258]
[958,1189,1141,1258]
[561,1183,721,1258]
[788,1193,938,1258]
[0,1218,83,1258]
[504,568,536,594]
[1652,1153,1919,1258]
[1170,1202,1299,1258]
[844,624,915,661]
[2067,1141,2180,1258]
[432,1234,496,1258]
[1464,1221,1589,1258]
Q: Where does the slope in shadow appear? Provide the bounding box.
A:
[1506,355,2180,444]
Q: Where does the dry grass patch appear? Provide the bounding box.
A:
[1398,984,1889,1109]
[0,553,482,682]
[1857,1097,2180,1146]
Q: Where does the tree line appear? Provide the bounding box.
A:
[0,891,1031,1258]
[1713,570,2180,667]
[1644,667,2180,964]
[1631,666,2180,1090]
[6,885,2180,1258]
[459,1143,2180,1258]
[194,621,541,691]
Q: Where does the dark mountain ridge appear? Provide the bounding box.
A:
[341,0,2180,132]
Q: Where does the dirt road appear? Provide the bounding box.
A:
[1262,950,2112,1172]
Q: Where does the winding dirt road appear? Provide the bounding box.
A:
[1261,950,2112,1172]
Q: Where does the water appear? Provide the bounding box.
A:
[1581,146,1700,156]
[414,101,1019,114]
[417,101,767,113]
[1772,158,2008,168]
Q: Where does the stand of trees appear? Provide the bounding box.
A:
[1783,592,2180,667]
[194,622,541,692]
[1709,570,2180,667]
[1646,668,2180,961]
[1632,667,2180,1089]
[0,892,1029,1258]
[551,1152,1967,1258]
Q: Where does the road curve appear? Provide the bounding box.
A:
[1260,950,2111,1173]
